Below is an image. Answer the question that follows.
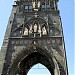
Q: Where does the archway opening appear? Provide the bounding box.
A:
[8,51,55,75]
[27,63,51,75]
[19,52,54,75]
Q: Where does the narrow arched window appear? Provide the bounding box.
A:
[46,1,50,9]
[24,5,28,10]
[29,5,33,10]
[42,2,45,9]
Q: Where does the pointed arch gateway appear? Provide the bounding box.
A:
[19,52,54,75]
[8,45,60,75]
[27,63,51,75]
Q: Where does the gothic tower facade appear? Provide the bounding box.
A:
[0,0,68,75]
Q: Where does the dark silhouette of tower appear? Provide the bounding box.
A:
[0,0,68,75]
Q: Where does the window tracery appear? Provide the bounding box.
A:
[23,19,48,37]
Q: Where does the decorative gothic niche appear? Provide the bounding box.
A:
[23,17,49,38]
[33,21,38,32]
[32,1,41,11]
[42,2,45,9]
[42,26,47,36]
[23,24,29,36]
[24,27,29,36]
[24,5,28,10]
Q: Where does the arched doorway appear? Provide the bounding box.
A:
[19,52,54,75]
[27,63,51,75]
[8,45,60,75]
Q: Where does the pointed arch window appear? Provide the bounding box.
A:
[50,27,55,36]
[46,4,50,8]
[46,1,50,9]
[29,5,33,9]
[42,2,45,9]
[25,5,28,10]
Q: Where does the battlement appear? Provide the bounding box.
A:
[14,0,58,11]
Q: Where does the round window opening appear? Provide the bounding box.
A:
[27,63,51,75]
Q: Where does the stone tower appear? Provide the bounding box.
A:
[0,0,68,75]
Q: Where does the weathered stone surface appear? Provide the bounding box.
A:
[0,0,68,75]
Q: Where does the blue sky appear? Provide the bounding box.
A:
[0,0,74,75]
